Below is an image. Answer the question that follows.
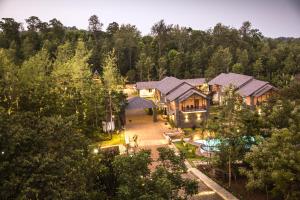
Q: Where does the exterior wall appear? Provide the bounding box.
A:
[176,111,207,128]
[253,90,275,106]
[245,96,252,106]
[170,94,210,128]
[139,88,155,98]
[170,101,176,111]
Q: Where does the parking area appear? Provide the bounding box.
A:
[125,109,169,147]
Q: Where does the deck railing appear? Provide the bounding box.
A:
[181,106,207,112]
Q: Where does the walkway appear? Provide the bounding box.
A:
[169,144,239,200]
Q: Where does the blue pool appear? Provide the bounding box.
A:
[194,139,221,152]
[194,136,257,153]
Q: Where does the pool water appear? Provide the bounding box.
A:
[194,139,221,152]
[194,136,257,152]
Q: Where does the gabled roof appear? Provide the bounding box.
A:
[156,77,184,95]
[126,96,155,110]
[165,83,193,101]
[177,89,208,102]
[237,79,268,97]
[136,81,159,90]
[253,84,276,97]
[135,77,206,91]
[183,78,206,86]
[208,73,253,88]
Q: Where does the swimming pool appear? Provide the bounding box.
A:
[194,136,257,153]
[194,139,221,152]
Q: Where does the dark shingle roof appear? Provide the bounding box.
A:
[177,89,208,102]
[253,84,275,97]
[208,73,253,88]
[126,96,155,110]
[208,72,278,97]
[136,81,159,90]
[156,77,184,95]
[134,76,208,102]
[183,78,206,86]
[237,79,268,97]
[135,77,206,92]
[166,83,193,101]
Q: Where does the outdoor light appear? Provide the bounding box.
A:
[1,151,4,155]
[258,108,262,115]
[184,114,189,122]
[197,114,201,120]
[93,148,99,154]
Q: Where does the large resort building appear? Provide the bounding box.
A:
[134,72,277,128]
[208,73,277,106]
[136,77,209,128]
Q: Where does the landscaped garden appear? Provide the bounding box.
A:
[99,131,125,146]
[173,141,209,165]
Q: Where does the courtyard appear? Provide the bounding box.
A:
[125,109,169,147]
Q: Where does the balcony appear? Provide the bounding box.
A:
[181,106,207,113]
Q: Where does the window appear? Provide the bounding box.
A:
[148,89,152,93]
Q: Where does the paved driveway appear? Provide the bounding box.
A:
[125,109,169,147]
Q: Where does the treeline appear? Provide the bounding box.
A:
[1,16,300,86]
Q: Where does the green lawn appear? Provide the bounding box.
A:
[174,141,209,166]
[174,141,201,159]
[100,132,125,147]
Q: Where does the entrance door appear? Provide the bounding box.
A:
[194,99,199,109]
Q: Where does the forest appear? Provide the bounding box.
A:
[0,16,300,86]
[0,15,300,199]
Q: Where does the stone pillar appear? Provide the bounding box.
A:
[153,106,157,122]
[174,100,180,128]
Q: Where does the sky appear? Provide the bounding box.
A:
[0,0,299,38]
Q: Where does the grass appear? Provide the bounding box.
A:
[100,131,125,147]
[174,141,202,159]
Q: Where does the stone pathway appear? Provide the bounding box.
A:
[184,172,223,200]
[189,168,239,200]
[169,144,239,200]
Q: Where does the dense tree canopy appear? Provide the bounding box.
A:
[1,16,299,86]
